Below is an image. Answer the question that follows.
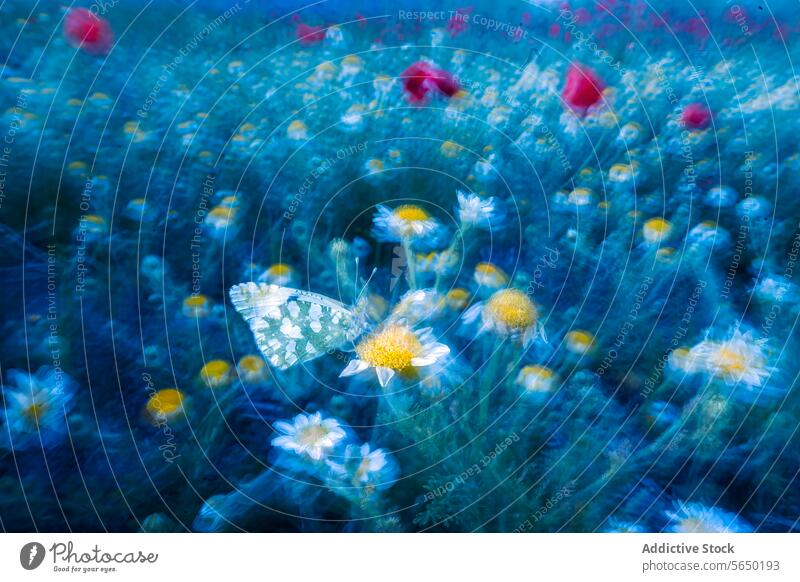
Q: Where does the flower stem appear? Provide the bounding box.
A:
[402,237,416,290]
[479,342,502,426]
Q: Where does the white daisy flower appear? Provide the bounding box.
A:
[462,288,545,347]
[372,204,440,242]
[271,412,346,461]
[565,329,596,355]
[642,217,673,244]
[204,205,238,236]
[753,275,795,303]
[688,328,770,387]
[257,263,296,286]
[473,262,509,289]
[665,501,752,533]
[339,324,450,387]
[416,249,458,276]
[1,367,74,451]
[326,443,396,489]
[456,190,497,230]
[516,365,559,398]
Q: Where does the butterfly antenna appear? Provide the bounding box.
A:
[352,257,360,305]
[355,267,378,306]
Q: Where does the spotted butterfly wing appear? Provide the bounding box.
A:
[229,283,364,370]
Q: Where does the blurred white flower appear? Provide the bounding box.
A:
[688,329,770,387]
[666,501,752,533]
[327,443,397,490]
[373,204,441,242]
[1,367,74,451]
[272,412,346,461]
[457,190,497,229]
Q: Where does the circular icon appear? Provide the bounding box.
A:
[20,542,46,570]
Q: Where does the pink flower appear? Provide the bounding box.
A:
[64,8,113,55]
[562,64,606,112]
[296,23,325,45]
[401,61,459,103]
[681,102,712,129]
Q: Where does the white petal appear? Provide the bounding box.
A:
[375,367,395,387]
[523,327,536,348]
[426,342,450,359]
[327,461,345,475]
[271,435,293,448]
[538,323,548,343]
[411,355,437,367]
[339,359,369,377]
[462,303,483,324]
[273,421,296,435]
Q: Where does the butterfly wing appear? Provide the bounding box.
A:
[229,283,362,370]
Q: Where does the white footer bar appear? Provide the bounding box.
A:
[1,534,798,581]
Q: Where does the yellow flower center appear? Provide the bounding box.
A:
[715,346,747,375]
[393,205,429,222]
[209,206,235,220]
[200,360,232,387]
[356,325,423,371]
[645,217,671,233]
[521,365,553,379]
[22,402,47,423]
[571,187,593,199]
[440,141,462,156]
[146,389,184,417]
[184,295,208,308]
[566,330,595,353]
[355,457,372,481]
[268,263,292,276]
[656,247,676,261]
[238,355,265,373]
[447,288,470,309]
[367,159,384,171]
[485,289,537,330]
[84,214,105,225]
[297,424,328,447]
[474,262,508,286]
[448,288,470,300]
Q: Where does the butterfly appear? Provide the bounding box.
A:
[229,282,368,370]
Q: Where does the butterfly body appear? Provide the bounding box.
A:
[229,283,367,370]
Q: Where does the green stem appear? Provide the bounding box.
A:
[402,237,416,290]
[479,343,502,427]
